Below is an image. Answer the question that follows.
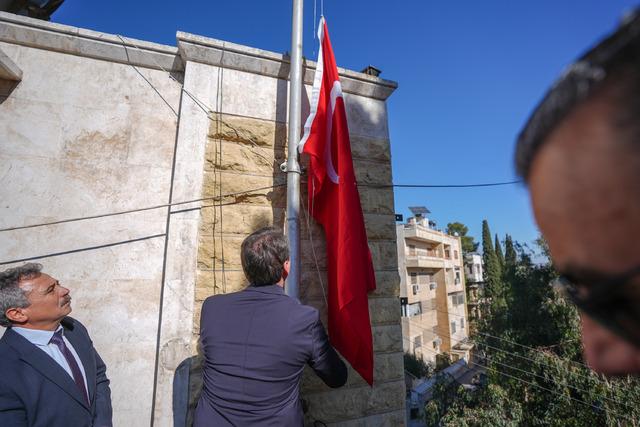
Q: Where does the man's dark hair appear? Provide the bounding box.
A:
[0,263,42,327]
[241,227,289,286]
[515,9,640,181]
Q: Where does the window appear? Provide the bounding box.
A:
[408,302,422,317]
[455,269,461,285]
[451,321,457,334]
[445,249,451,259]
[460,318,465,329]
[412,284,419,295]
[454,250,459,260]
[414,336,422,349]
[410,272,417,285]
[451,292,465,306]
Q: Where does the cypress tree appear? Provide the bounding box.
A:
[504,234,517,268]
[495,234,505,270]
[482,220,505,324]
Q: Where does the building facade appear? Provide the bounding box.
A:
[464,253,484,329]
[396,212,472,366]
[0,12,406,426]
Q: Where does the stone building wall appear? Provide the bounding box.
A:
[0,11,404,426]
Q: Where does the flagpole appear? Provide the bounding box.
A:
[285,0,303,299]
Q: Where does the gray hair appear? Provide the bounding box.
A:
[0,263,42,327]
[241,227,289,286]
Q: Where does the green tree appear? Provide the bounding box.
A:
[446,221,479,255]
[504,234,516,268]
[437,235,640,425]
[404,352,433,379]
[494,234,505,269]
[481,220,505,322]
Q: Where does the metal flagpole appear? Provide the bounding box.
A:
[285,0,303,299]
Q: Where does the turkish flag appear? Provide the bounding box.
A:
[298,17,376,386]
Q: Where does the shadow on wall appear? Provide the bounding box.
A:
[173,350,203,427]
[0,79,19,105]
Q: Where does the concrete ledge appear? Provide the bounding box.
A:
[177,31,398,100]
[0,11,183,72]
[0,47,21,80]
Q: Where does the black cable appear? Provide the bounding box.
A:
[363,180,523,189]
[0,184,287,233]
[0,233,166,265]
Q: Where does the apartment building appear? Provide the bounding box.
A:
[464,253,484,330]
[397,208,472,365]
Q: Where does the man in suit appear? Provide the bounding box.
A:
[0,263,112,426]
[194,227,347,426]
[515,10,640,374]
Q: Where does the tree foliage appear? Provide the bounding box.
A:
[427,233,640,426]
[404,352,433,379]
[447,221,479,255]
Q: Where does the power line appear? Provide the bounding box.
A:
[0,184,286,233]
[0,233,166,266]
[364,180,523,189]
[411,341,635,423]
[402,310,623,395]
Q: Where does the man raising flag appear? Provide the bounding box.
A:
[298,17,376,386]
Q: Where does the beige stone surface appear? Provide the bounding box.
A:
[207,113,287,148]
[303,380,405,424]
[302,351,404,393]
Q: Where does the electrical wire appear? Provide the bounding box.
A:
[0,184,286,233]
[408,337,635,422]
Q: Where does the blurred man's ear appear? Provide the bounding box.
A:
[5,307,27,324]
[283,260,291,275]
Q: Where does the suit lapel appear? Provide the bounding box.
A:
[4,328,91,412]
[63,321,95,405]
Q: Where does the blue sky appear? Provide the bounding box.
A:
[53,1,637,247]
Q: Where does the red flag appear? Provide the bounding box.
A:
[298,17,376,386]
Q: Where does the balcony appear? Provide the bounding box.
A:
[406,255,445,269]
[403,224,445,244]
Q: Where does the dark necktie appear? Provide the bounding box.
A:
[50,330,89,405]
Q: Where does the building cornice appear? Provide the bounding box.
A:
[0,12,183,71]
[176,31,398,100]
[0,12,397,100]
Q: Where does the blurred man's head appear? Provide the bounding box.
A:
[0,263,72,331]
[516,10,640,374]
[241,227,290,287]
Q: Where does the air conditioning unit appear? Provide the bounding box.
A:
[429,282,437,290]
[433,338,442,348]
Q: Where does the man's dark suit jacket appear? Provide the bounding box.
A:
[0,317,113,427]
[194,284,347,426]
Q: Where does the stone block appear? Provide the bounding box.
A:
[373,324,403,353]
[202,172,286,208]
[353,160,392,186]
[195,270,247,301]
[344,93,389,139]
[199,204,285,236]
[204,140,282,175]
[364,214,397,241]
[197,234,244,269]
[207,113,286,148]
[370,241,399,271]
[303,380,405,423]
[301,351,404,393]
[358,187,395,215]
[333,409,407,426]
[350,134,391,163]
